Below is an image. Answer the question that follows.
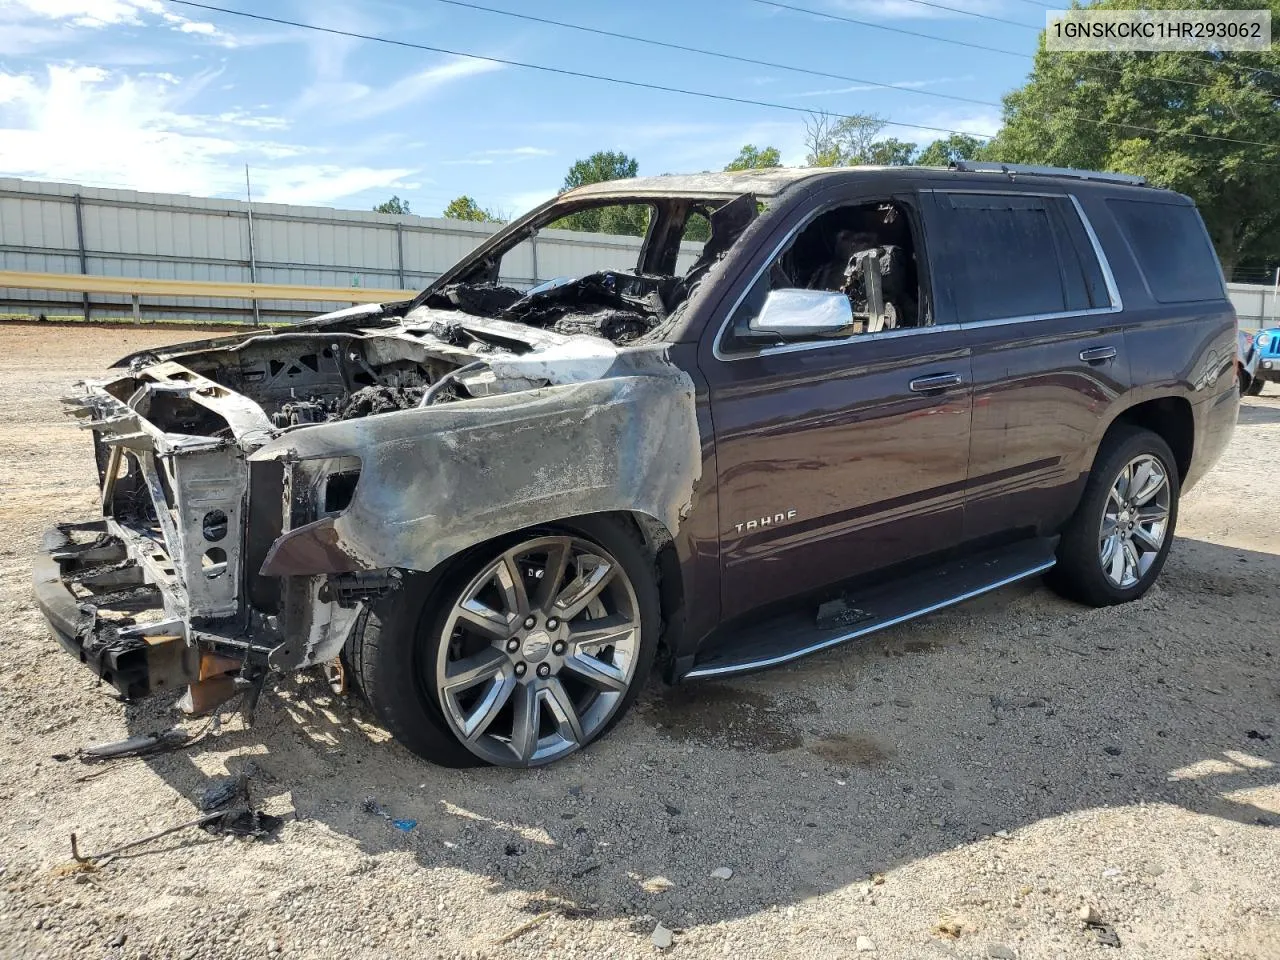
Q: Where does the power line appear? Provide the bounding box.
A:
[162,0,1280,157]
[429,0,1000,111]
[791,0,1044,30]
[434,0,1279,109]
[747,0,1280,88]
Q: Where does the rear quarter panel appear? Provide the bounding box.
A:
[1078,189,1238,492]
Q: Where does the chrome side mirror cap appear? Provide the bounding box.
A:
[747,289,855,340]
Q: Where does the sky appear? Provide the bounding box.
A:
[0,0,1049,217]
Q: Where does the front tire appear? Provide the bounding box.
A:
[349,517,659,768]
[1246,376,1265,396]
[1048,426,1179,607]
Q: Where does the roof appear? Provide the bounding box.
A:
[560,168,832,200]
[558,164,1154,202]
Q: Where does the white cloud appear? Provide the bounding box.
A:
[340,57,506,120]
[824,0,1013,21]
[2,0,236,45]
[886,107,1002,144]
[0,64,417,205]
[482,146,554,157]
[790,76,975,98]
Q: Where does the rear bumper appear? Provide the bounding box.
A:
[33,521,202,700]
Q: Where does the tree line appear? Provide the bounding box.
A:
[376,14,1279,280]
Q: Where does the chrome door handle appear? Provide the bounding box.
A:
[909,373,963,393]
[1080,346,1117,364]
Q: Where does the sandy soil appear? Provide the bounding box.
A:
[0,321,1277,960]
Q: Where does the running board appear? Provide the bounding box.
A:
[684,537,1058,679]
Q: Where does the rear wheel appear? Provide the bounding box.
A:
[350,517,658,767]
[1048,426,1179,607]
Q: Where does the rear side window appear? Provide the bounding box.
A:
[932,193,1110,323]
[1106,199,1223,303]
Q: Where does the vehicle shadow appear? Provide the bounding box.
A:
[122,534,1279,929]
[1238,397,1280,426]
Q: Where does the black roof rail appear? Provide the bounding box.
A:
[950,161,1147,187]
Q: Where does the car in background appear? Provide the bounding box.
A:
[1249,327,1280,395]
[1239,329,1261,395]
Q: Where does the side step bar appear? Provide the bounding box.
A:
[684,537,1058,679]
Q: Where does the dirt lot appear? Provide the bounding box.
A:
[0,321,1277,960]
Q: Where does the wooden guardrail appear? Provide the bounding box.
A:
[0,270,415,321]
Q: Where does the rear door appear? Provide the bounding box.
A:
[701,189,972,622]
[922,189,1130,542]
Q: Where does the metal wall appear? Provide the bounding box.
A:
[1228,282,1279,331]
[0,178,700,322]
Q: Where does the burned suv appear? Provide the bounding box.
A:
[35,164,1238,768]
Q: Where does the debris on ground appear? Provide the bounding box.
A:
[201,807,284,841]
[197,773,248,811]
[56,728,190,763]
[362,796,418,832]
[1078,905,1122,947]
[855,934,876,952]
[710,866,733,880]
[495,910,554,945]
[651,922,674,950]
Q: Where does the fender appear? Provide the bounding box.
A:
[252,361,701,579]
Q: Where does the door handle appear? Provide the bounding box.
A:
[1080,345,1117,364]
[909,372,963,393]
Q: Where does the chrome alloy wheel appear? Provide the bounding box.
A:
[432,536,642,767]
[1098,454,1171,589]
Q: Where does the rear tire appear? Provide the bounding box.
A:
[349,516,659,767]
[1048,426,1179,607]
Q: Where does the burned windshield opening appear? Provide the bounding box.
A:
[421,194,759,345]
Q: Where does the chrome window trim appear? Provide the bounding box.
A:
[712,189,1123,363]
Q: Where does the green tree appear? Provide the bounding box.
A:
[442,195,503,223]
[985,0,1280,279]
[725,144,782,171]
[373,195,411,215]
[866,138,917,166]
[802,113,919,167]
[563,150,640,190]
[916,133,986,167]
[555,151,648,237]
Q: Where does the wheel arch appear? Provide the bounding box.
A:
[1100,396,1194,481]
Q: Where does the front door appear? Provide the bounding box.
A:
[701,192,972,622]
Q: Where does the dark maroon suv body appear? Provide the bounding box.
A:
[35,164,1238,766]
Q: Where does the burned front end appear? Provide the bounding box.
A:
[31,183,754,710]
[34,307,700,711]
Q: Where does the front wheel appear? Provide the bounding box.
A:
[1048,426,1179,607]
[350,517,659,767]
[1246,376,1265,396]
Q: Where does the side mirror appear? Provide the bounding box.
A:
[747,289,855,341]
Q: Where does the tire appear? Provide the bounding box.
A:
[1246,376,1265,396]
[1239,368,1250,395]
[1048,425,1180,607]
[348,516,659,768]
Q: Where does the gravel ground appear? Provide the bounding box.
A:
[0,321,1277,960]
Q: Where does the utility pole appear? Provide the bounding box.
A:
[245,165,261,327]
